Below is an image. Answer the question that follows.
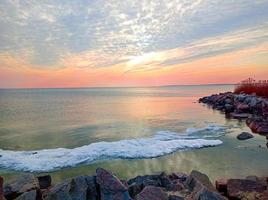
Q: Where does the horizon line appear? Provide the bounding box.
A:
[0,83,235,90]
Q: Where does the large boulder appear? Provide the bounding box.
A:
[3,174,39,200]
[44,176,97,200]
[185,170,214,192]
[136,186,168,200]
[96,168,131,200]
[185,171,226,200]
[187,187,226,200]
[227,179,267,199]
[14,190,36,200]
[237,132,254,140]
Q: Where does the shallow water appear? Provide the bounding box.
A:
[0,85,267,182]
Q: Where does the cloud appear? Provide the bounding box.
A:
[0,0,268,72]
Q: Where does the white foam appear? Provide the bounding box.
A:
[0,124,225,172]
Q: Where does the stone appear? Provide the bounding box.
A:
[159,172,172,187]
[0,176,4,200]
[165,180,184,192]
[187,187,226,200]
[227,179,267,199]
[37,175,51,189]
[215,179,227,195]
[14,190,36,200]
[136,186,168,200]
[237,132,254,140]
[168,195,184,200]
[96,168,131,200]
[128,183,143,198]
[44,175,97,200]
[185,170,214,192]
[237,103,250,112]
[3,174,39,200]
[169,173,188,182]
[230,112,250,119]
[224,104,234,112]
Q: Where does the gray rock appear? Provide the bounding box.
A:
[185,170,214,192]
[237,132,254,140]
[136,186,168,200]
[4,174,39,200]
[96,168,131,200]
[44,176,97,200]
[168,195,184,200]
[37,175,51,189]
[15,190,36,200]
[189,187,226,200]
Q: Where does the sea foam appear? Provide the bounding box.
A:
[0,124,225,172]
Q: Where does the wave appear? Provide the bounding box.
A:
[0,124,226,172]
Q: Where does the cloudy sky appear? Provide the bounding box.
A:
[0,0,268,88]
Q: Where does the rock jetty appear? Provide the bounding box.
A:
[199,92,268,145]
[1,168,268,200]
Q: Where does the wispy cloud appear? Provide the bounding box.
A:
[0,0,268,87]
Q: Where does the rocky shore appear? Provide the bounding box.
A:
[199,92,268,145]
[1,168,268,200]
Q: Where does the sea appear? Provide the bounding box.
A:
[0,85,267,183]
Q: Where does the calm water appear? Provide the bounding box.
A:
[0,85,268,183]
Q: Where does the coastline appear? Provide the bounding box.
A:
[199,92,268,146]
[1,168,268,200]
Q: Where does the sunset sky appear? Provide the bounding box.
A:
[0,0,268,88]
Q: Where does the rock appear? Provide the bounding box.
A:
[165,181,184,192]
[45,176,97,200]
[128,183,143,198]
[0,176,4,200]
[224,104,234,112]
[96,168,131,200]
[159,172,172,188]
[227,179,267,199]
[14,190,36,200]
[169,173,188,183]
[185,170,214,192]
[37,175,51,189]
[168,195,184,200]
[237,132,254,140]
[215,179,227,195]
[250,97,258,107]
[185,171,226,200]
[237,103,250,112]
[3,174,39,200]
[187,187,226,200]
[136,186,168,200]
[230,112,250,119]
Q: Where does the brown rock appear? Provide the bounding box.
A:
[136,186,168,200]
[215,179,227,195]
[0,176,4,200]
[227,179,267,199]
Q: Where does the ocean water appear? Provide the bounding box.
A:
[0,85,268,182]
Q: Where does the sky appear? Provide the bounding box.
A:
[0,0,268,88]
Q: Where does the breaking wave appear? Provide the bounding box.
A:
[0,124,226,172]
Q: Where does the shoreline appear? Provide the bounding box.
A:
[1,168,268,200]
[199,92,268,146]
